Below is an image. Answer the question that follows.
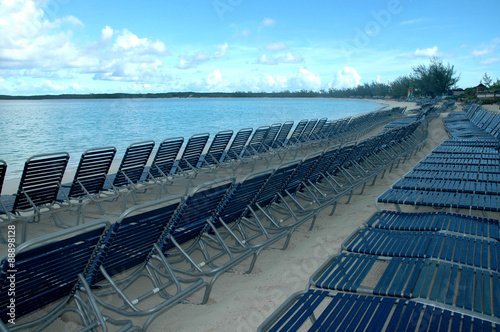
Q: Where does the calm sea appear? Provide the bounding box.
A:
[0,98,383,185]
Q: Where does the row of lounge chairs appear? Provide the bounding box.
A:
[0,115,425,331]
[443,102,500,139]
[259,107,500,331]
[378,101,500,217]
[0,108,405,243]
[260,210,500,331]
[377,138,500,216]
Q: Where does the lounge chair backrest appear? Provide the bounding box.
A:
[262,123,282,151]
[0,219,109,324]
[204,130,233,165]
[225,128,253,160]
[309,118,328,138]
[86,195,184,284]
[306,145,341,184]
[288,119,308,143]
[149,137,184,179]
[324,143,355,177]
[344,139,370,166]
[298,119,318,141]
[215,169,274,227]
[244,126,270,156]
[0,160,6,195]
[272,121,294,148]
[68,147,116,198]
[254,160,301,208]
[285,151,323,194]
[314,120,331,139]
[113,140,155,187]
[332,118,350,136]
[14,152,70,211]
[177,133,210,172]
[159,177,235,252]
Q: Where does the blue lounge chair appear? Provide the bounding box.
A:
[84,195,207,330]
[175,132,210,176]
[197,130,233,173]
[0,219,133,331]
[261,123,282,153]
[0,152,71,242]
[0,160,10,236]
[366,210,500,240]
[258,290,500,332]
[240,126,271,169]
[286,119,308,147]
[107,140,155,210]
[146,136,184,195]
[242,161,316,245]
[0,160,5,199]
[156,177,257,305]
[59,146,118,224]
[267,121,294,164]
[272,121,294,149]
[309,252,500,317]
[343,227,500,271]
[222,127,253,167]
[211,168,298,256]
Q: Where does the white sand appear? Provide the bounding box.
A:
[1,99,454,330]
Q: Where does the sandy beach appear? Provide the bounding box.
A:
[1,98,456,330]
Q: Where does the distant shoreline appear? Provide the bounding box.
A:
[0,92,390,101]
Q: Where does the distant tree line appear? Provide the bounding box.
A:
[327,57,460,99]
[0,57,463,100]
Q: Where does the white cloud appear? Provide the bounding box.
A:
[177,52,211,69]
[403,46,440,58]
[100,26,114,42]
[177,43,228,69]
[257,52,303,65]
[257,54,279,65]
[473,38,500,57]
[288,67,321,91]
[265,42,288,51]
[0,0,82,71]
[399,18,428,25]
[213,42,228,59]
[0,0,170,85]
[480,57,500,65]
[280,52,303,64]
[328,66,362,89]
[112,29,168,55]
[188,69,231,91]
[233,73,288,92]
[262,18,276,27]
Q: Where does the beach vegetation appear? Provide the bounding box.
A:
[411,56,460,98]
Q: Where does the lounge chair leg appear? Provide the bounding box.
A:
[329,201,338,216]
[201,272,224,305]
[245,251,259,274]
[308,213,318,230]
[345,190,354,205]
[358,182,367,195]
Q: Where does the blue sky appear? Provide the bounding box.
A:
[1,0,499,95]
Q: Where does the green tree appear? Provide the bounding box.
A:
[412,56,460,97]
[390,75,414,98]
[481,72,492,88]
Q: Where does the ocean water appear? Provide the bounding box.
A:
[0,98,383,184]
